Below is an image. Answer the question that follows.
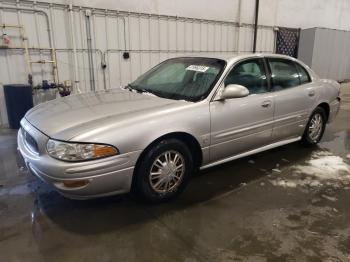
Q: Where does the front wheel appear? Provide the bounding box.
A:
[301,107,327,146]
[132,139,194,203]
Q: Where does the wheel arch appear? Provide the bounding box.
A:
[316,102,330,121]
[133,132,203,177]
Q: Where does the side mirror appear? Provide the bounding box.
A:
[220,84,249,100]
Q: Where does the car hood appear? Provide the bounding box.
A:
[25,88,189,140]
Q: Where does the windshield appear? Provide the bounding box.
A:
[129,57,226,101]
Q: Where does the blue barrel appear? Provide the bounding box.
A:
[4,84,33,129]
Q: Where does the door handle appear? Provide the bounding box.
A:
[261,100,271,108]
[308,90,315,97]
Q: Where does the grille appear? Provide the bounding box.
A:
[22,128,39,154]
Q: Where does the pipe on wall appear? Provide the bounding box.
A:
[252,0,260,53]
[0,5,59,83]
[68,4,81,93]
[114,11,127,51]
[236,0,243,53]
[85,9,96,92]
[1,24,33,80]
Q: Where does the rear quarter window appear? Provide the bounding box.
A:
[295,63,311,84]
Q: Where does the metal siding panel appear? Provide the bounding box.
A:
[192,22,201,51]
[312,28,328,78]
[297,28,315,66]
[324,29,337,79]
[0,0,279,126]
[337,31,348,80]
[343,32,350,80]
[330,30,343,80]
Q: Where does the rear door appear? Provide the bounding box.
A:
[267,57,316,141]
[209,58,274,162]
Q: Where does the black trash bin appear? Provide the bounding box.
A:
[4,84,33,129]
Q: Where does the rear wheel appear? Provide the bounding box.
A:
[133,138,193,203]
[301,107,327,146]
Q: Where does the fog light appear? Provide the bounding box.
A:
[61,180,90,188]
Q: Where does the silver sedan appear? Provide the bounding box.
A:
[18,54,341,202]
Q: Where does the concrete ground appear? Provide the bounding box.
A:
[0,84,350,262]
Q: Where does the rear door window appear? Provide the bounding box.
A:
[268,58,300,91]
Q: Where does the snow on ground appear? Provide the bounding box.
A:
[270,151,350,189]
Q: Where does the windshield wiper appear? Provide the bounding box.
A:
[125,84,192,101]
[125,84,158,96]
[138,88,160,97]
[125,83,136,91]
[135,88,150,93]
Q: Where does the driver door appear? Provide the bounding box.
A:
[209,58,274,162]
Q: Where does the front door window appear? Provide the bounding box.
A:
[224,59,268,94]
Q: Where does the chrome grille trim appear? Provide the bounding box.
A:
[22,128,39,154]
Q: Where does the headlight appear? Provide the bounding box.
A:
[47,139,119,161]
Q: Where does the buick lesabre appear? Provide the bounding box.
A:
[18,54,341,202]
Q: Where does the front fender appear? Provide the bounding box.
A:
[71,101,211,158]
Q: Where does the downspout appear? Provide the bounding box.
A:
[0,6,58,83]
[236,0,243,53]
[68,4,81,93]
[252,0,260,53]
[85,9,96,92]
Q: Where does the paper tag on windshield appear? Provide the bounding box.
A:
[186,65,209,72]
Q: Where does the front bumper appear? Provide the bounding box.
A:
[18,119,141,199]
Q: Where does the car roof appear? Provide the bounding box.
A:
[179,53,298,63]
[178,53,305,66]
[176,53,317,79]
[225,53,298,63]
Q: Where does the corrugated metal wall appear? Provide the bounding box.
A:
[0,0,277,127]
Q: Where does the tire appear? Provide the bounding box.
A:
[301,107,327,146]
[132,138,194,203]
